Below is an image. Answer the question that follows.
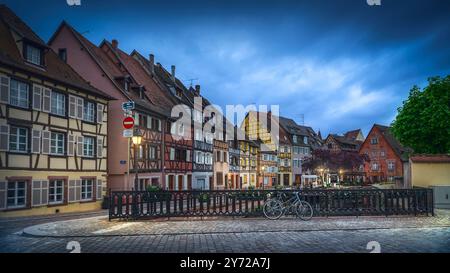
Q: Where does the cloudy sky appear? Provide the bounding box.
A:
[3,0,450,136]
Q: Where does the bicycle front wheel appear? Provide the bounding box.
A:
[263,199,284,220]
[296,201,313,221]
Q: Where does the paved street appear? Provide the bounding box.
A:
[0,210,449,253]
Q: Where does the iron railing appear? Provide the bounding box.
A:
[108,188,434,220]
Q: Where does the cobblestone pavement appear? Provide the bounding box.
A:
[0,210,449,253]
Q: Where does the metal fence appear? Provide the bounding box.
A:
[108,188,434,220]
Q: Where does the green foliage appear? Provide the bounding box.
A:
[391,76,450,154]
[146,185,163,192]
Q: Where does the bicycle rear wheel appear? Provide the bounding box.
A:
[263,199,283,220]
[296,201,313,221]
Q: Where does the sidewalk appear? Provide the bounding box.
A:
[22,209,450,238]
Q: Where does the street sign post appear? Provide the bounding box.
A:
[122,101,135,111]
[123,116,135,129]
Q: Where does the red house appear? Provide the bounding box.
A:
[359,124,412,183]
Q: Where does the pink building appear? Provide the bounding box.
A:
[49,22,169,191]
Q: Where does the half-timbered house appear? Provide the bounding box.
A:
[0,6,112,216]
[132,52,193,190]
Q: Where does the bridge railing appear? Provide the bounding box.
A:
[108,188,434,220]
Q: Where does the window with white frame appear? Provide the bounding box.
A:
[371,162,379,171]
[83,101,95,122]
[293,135,298,143]
[148,146,156,160]
[81,179,93,200]
[83,136,95,157]
[49,180,64,204]
[50,132,65,155]
[303,136,308,144]
[7,181,26,208]
[9,126,28,153]
[51,91,66,116]
[25,44,42,65]
[10,80,29,108]
[388,161,395,171]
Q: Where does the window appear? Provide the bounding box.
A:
[83,136,95,157]
[81,179,93,200]
[58,48,67,62]
[388,161,395,171]
[371,137,378,145]
[83,101,95,122]
[284,158,289,167]
[10,80,29,108]
[138,114,147,127]
[170,148,175,160]
[380,150,386,157]
[7,181,26,208]
[9,126,28,152]
[303,136,308,144]
[51,91,66,116]
[216,151,221,162]
[49,180,64,204]
[371,162,379,171]
[50,132,65,155]
[151,118,160,131]
[293,135,298,143]
[148,146,156,160]
[25,44,42,65]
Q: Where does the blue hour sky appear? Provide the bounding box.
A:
[2,0,450,136]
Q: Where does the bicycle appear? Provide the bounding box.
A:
[263,191,313,220]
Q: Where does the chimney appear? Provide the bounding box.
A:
[171,65,176,82]
[111,39,118,50]
[149,54,155,74]
[195,84,201,95]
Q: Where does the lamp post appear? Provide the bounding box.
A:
[261,166,265,190]
[131,129,143,191]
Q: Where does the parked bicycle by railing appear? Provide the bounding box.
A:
[263,191,313,220]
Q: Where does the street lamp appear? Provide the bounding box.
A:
[132,129,143,191]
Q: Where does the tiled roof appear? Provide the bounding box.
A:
[0,5,113,100]
[344,129,362,141]
[328,134,362,151]
[373,124,413,161]
[410,154,450,163]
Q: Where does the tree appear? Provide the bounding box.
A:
[302,149,369,173]
[391,76,450,154]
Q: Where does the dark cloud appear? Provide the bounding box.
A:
[3,0,449,135]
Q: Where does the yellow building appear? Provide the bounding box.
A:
[0,6,113,217]
[406,155,450,209]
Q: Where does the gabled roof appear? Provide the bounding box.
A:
[344,129,364,141]
[372,124,412,161]
[100,41,174,117]
[0,5,112,100]
[326,134,362,151]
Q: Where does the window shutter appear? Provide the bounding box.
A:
[41,130,50,154]
[75,180,81,201]
[68,180,77,203]
[0,75,9,104]
[32,180,41,206]
[41,180,48,204]
[0,181,6,210]
[67,134,75,156]
[157,119,161,132]
[68,95,77,118]
[76,136,84,156]
[96,179,103,200]
[97,103,104,123]
[0,125,9,151]
[147,115,152,129]
[76,97,84,120]
[42,88,51,112]
[32,84,42,110]
[97,138,103,158]
[31,129,41,154]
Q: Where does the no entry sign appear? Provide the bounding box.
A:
[123,116,135,129]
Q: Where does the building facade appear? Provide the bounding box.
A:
[0,6,111,216]
[359,124,411,183]
[227,139,241,189]
[213,139,229,189]
[258,150,278,188]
